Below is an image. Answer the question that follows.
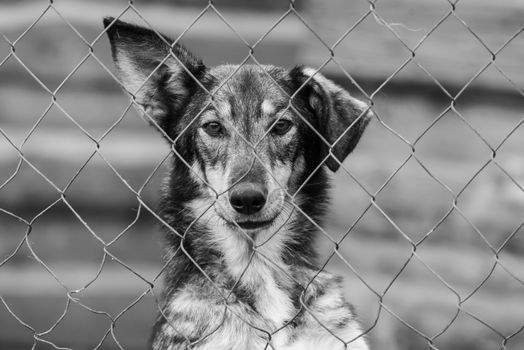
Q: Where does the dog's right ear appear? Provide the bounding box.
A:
[103,17,206,135]
[289,67,372,172]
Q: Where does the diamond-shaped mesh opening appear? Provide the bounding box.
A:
[414,109,494,190]
[15,106,98,189]
[434,311,509,350]
[52,55,135,137]
[340,116,413,190]
[0,87,52,128]
[329,233,414,293]
[379,255,460,324]
[33,301,114,349]
[1,1,523,349]
[414,19,492,92]
[372,158,454,242]
[415,234,495,294]
[63,153,139,217]
[0,56,52,131]
[459,164,524,249]
[460,264,524,327]
[306,12,414,86]
[0,245,67,332]
[25,201,105,267]
[454,0,524,50]
[0,160,60,219]
[109,291,158,349]
[455,89,524,145]
[8,10,92,92]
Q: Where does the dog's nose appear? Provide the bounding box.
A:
[229,183,267,215]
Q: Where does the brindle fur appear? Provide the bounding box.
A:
[104,17,372,350]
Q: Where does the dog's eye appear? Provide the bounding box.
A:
[271,120,293,136]
[202,121,224,137]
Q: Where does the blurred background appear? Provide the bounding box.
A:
[1,0,523,349]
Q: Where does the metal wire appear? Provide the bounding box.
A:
[0,0,523,349]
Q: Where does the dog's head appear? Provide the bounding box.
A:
[104,18,371,241]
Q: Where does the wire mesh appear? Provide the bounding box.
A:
[0,0,523,349]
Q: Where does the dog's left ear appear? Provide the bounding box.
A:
[292,67,372,172]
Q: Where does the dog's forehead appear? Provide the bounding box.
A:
[207,64,289,117]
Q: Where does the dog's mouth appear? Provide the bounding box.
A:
[237,219,275,230]
[226,218,275,231]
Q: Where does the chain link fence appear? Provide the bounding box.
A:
[1,0,523,349]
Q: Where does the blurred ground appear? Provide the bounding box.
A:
[0,0,523,349]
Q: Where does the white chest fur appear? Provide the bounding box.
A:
[214,225,295,327]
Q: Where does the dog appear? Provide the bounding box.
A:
[104,17,372,350]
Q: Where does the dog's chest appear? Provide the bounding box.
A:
[215,227,296,327]
[158,268,368,350]
[236,254,295,329]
